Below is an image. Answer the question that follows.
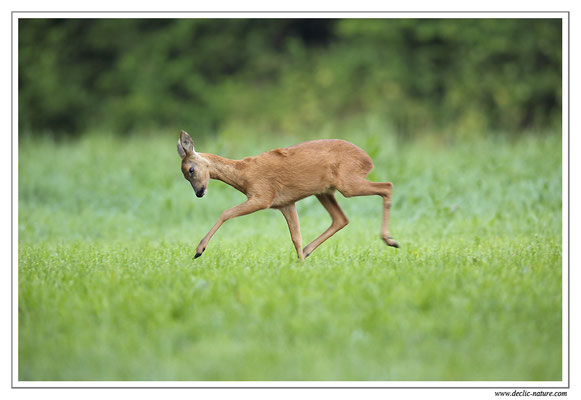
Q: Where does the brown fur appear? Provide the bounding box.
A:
[177,131,398,260]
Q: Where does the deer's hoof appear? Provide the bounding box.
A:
[193,246,206,259]
[383,236,400,248]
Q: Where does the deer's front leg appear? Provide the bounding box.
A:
[279,203,304,261]
[195,198,269,259]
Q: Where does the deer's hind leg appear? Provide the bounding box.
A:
[302,193,349,258]
[338,179,399,248]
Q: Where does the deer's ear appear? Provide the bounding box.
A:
[179,130,195,155]
[177,139,187,158]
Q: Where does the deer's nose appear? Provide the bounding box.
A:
[195,187,206,198]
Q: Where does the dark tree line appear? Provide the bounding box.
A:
[19,18,562,137]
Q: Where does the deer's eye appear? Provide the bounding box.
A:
[189,166,195,174]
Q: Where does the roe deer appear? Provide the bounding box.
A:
[177,130,399,260]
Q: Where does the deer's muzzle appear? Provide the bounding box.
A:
[195,187,206,198]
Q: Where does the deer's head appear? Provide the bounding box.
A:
[177,130,210,198]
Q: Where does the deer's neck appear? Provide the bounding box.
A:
[201,153,247,194]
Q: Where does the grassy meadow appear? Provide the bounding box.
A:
[18,128,562,381]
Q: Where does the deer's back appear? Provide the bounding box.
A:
[244,139,374,207]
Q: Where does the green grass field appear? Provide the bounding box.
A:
[18,129,562,381]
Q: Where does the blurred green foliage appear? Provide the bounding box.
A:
[19,18,561,138]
